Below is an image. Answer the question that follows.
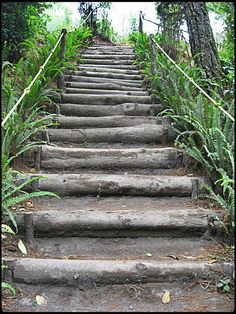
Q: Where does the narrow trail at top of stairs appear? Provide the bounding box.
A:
[4,40,234,312]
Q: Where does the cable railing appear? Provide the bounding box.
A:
[138,11,234,123]
[1,11,93,128]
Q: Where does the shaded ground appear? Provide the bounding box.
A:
[3,281,234,312]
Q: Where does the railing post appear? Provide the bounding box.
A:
[138,11,143,33]
[149,34,158,75]
[57,28,67,90]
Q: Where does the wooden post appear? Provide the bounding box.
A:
[24,213,34,246]
[149,34,158,75]
[191,178,199,199]
[138,11,143,33]
[57,29,67,89]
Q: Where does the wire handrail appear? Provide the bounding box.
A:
[151,36,234,122]
[1,32,64,127]
[139,12,234,123]
[1,10,93,128]
[140,11,188,34]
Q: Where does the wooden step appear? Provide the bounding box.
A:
[25,173,208,197]
[64,75,143,87]
[43,125,174,144]
[64,87,148,96]
[56,103,162,117]
[61,94,151,105]
[64,81,144,91]
[66,70,143,81]
[55,115,156,128]
[37,145,184,171]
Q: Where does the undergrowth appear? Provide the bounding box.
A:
[1,24,92,297]
[129,31,235,234]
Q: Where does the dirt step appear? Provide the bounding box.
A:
[25,173,208,197]
[5,257,233,287]
[7,281,234,312]
[65,81,145,91]
[81,54,135,60]
[61,94,151,105]
[16,206,222,237]
[54,115,156,128]
[37,145,185,171]
[64,75,143,87]
[77,66,140,75]
[66,70,143,81]
[31,195,208,211]
[43,125,174,144]
[22,237,224,259]
[65,88,148,96]
[57,103,162,117]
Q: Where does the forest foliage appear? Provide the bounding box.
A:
[1,5,92,293]
[128,2,234,233]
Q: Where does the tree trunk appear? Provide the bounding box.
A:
[184,2,222,78]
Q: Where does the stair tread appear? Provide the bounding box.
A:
[8,281,234,312]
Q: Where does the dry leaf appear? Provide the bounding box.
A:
[35,295,47,305]
[162,290,170,304]
[26,201,33,208]
[18,239,27,255]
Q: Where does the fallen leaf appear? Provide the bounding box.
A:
[35,295,47,305]
[146,252,152,257]
[162,290,170,304]
[18,239,27,255]
[26,201,33,208]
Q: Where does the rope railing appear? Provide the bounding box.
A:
[1,31,65,127]
[138,12,234,123]
[2,10,93,128]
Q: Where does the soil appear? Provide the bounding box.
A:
[2,281,235,312]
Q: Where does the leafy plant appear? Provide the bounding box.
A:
[217,277,232,292]
[129,31,234,233]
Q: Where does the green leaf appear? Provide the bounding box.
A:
[1,224,15,235]
[1,282,16,296]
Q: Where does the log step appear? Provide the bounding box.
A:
[26,173,208,197]
[56,103,162,117]
[65,88,148,96]
[6,258,232,287]
[82,50,135,55]
[81,54,135,60]
[64,75,143,87]
[85,46,133,51]
[64,81,144,91]
[16,206,222,238]
[77,63,138,69]
[37,145,185,171]
[61,94,151,105]
[66,70,143,81]
[77,66,140,75]
[43,125,174,144]
[81,59,134,65]
[55,115,157,128]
